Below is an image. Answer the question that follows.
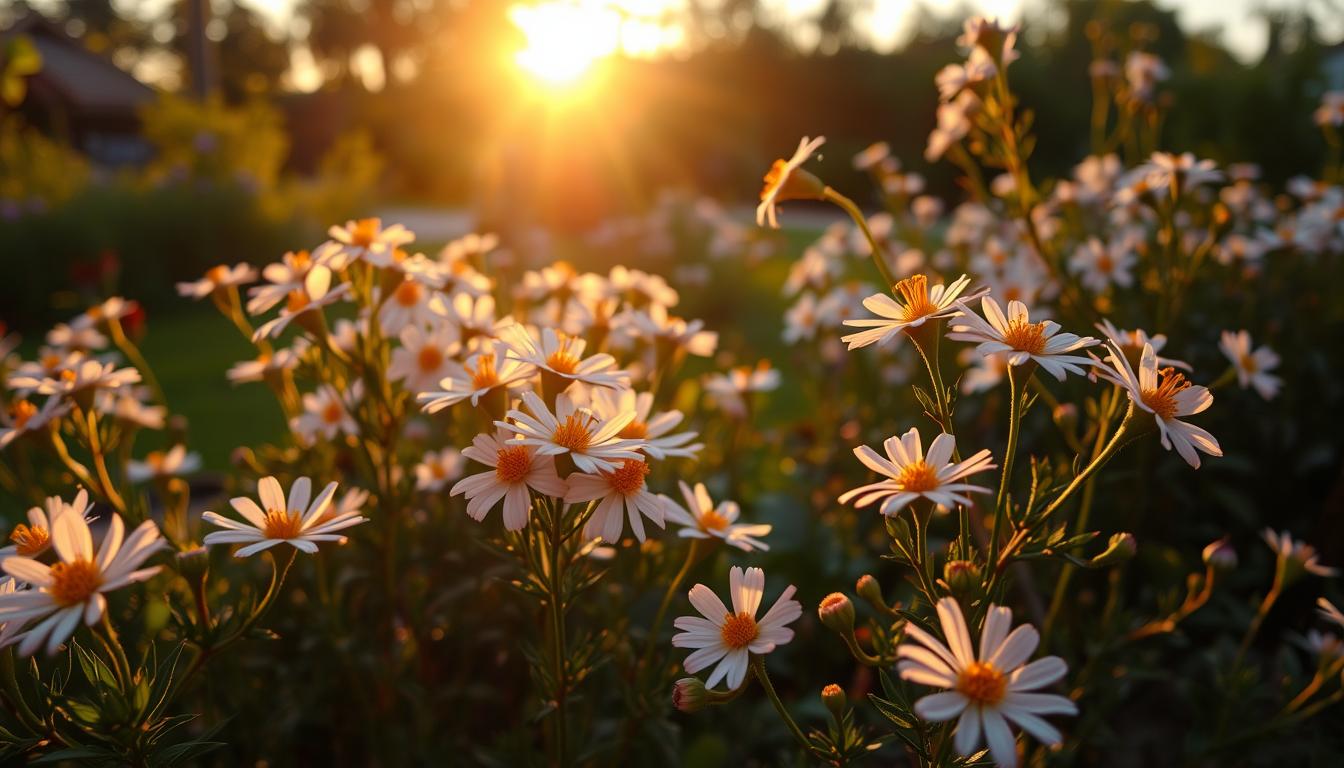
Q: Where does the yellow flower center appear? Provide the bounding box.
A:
[49,559,103,607]
[351,218,379,248]
[290,250,311,272]
[1095,252,1114,274]
[41,353,62,370]
[469,354,500,390]
[604,459,649,496]
[1140,366,1191,421]
[545,335,582,375]
[394,280,422,307]
[760,159,790,200]
[720,611,760,649]
[495,445,532,483]
[146,450,166,470]
[895,275,938,321]
[262,508,305,539]
[1239,353,1257,374]
[10,400,38,430]
[431,461,448,479]
[699,508,729,532]
[417,346,444,373]
[956,661,1007,706]
[552,413,593,452]
[619,420,649,440]
[60,369,78,384]
[896,460,941,493]
[10,523,50,557]
[206,264,231,284]
[1002,319,1048,355]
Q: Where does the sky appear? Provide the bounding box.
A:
[213,0,1340,64]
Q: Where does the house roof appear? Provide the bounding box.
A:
[3,14,154,116]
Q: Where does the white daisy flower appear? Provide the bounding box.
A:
[703,361,780,419]
[502,325,627,391]
[0,512,166,656]
[672,566,802,689]
[252,265,351,342]
[176,263,258,300]
[1094,342,1221,469]
[838,428,996,516]
[898,597,1077,768]
[1262,529,1339,578]
[499,391,643,474]
[414,448,464,492]
[126,445,202,484]
[1,490,96,561]
[451,429,567,531]
[1069,237,1135,293]
[1219,330,1281,400]
[0,577,24,649]
[1093,319,1189,371]
[6,350,85,396]
[377,274,443,335]
[0,397,69,451]
[290,384,359,445]
[588,387,701,460]
[13,358,141,401]
[417,340,535,413]
[663,481,770,552]
[247,249,318,315]
[624,304,718,358]
[46,322,106,353]
[565,458,666,543]
[227,344,306,385]
[431,292,501,342]
[202,476,367,556]
[783,293,821,345]
[948,297,1099,381]
[757,135,826,229]
[842,274,982,350]
[325,217,415,269]
[388,324,460,395]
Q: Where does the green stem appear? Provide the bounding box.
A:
[990,366,1026,565]
[547,498,571,768]
[98,612,134,690]
[639,538,704,680]
[1038,403,1137,522]
[824,187,895,288]
[751,655,823,759]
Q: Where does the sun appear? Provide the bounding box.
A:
[509,2,622,88]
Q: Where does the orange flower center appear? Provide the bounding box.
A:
[1238,353,1257,374]
[1095,252,1114,274]
[1140,366,1191,421]
[322,400,345,425]
[495,445,532,483]
[60,369,78,384]
[551,413,593,452]
[896,460,941,493]
[417,346,444,372]
[10,523,50,557]
[895,275,938,321]
[41,353,62,370]
[720,611,760,649]
[262,508,305,539]
[469,354,500,390]
[956,661,1007,706]
[10,400,38,430]
[394,280,422,307]
[431,461,448,479]
[290,250,311,271]
[618,420,649,440]
[207,264,231,284]
[146,450,166,470]
[545,335,582,375]
[351,218,379,248]
[760,159,790,200]
[49,559,103,607]
[604,459,649,496]
[699,508,729,532]
[286,290,310,314]
[1002,319,1048,355]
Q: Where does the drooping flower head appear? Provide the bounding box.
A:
[757,136,827,229]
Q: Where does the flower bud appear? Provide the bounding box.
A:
[855,574,888,612]
[1052,403,1078,434]
[1202,537,1237,570]
[821,684,847,719]
[818,592,856,635]
[672,678,707,713]
[943,560,982,596]
[1090,533,1137,566]
[175,545,210,585]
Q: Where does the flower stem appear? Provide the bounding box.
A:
[639,538,704,681]
[546,498,571,768]
[823,187,895,288]
[989,365,1026,565]
[751,655,822,759]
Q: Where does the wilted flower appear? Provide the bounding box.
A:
[672,566,802,689]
